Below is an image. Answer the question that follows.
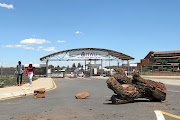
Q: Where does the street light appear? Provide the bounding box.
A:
[1,62,3,77]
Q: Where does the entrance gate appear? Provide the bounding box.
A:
[40,48,134,77]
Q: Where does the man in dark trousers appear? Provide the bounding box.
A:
[16,61,24,86]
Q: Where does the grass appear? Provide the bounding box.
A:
[0,75,39,87]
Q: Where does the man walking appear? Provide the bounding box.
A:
[16,61,24,86]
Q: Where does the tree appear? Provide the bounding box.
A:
[160,59,168,65]
[48,65,54,69]
[77,63,81,68]
[56,65,61,71]
[72,63,76,69]
[177,58,180,63]
[66,65,70,72]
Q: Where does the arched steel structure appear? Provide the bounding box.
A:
[40,48,134,61]
[40,48,134,77]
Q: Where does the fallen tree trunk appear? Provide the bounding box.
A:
[106,68,167,104]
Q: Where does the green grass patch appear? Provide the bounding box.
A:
[0,75,39,87]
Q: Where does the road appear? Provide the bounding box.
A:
[0,78,180,120]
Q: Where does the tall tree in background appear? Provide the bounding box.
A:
[177,58,180,63]
[72,63,76,69]
[77,63,81,68]
[160,59,168,65]
[56,65,61,71]
[48,65,54,69]
[66,65,70,72]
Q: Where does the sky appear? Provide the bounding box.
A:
[0,0,180,67]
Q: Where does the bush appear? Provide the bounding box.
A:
[0,84,4,88]
[158,67,163,71]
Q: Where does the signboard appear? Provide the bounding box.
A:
[69,50,109,60]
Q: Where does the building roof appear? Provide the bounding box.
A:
[154,50,180,54]
[40,48,134,61]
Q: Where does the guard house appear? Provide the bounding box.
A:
[40,48,134,77]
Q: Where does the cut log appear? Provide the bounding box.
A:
[106,68,167,104]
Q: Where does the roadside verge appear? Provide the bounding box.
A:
[0,78,57,100]
[90,76,180,86]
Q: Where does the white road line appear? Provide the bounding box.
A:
[154,110,165,120]
[167,90,180,93]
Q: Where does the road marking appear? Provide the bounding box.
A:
[161,111,180,119]
[154,110,165,120]
[45,78,57,91]
[167,90,180,93]
[0,78,57,100]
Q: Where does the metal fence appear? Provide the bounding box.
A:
[139,65,180,75]
[0,67,46,76]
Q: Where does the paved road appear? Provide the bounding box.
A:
[0,78,180,120]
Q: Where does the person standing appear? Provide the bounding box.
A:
[25,62,35,87]
[16,61,25,86]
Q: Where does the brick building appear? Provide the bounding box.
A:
[140,50,180,67]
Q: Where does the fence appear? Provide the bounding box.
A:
[0,67,46,76]
[139,65,180,75]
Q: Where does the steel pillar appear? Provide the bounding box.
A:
[85,60,86,71]
[101,59,103,76]
[90,60,92,76]
[46,59,48,77]
[117,60,119,68]
[127,60,130,76]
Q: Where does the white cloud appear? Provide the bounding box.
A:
[75,31,83,34]
[15,45,26,48]
[20,38,51,45]
[43,47,57,52]
[0,3,14,9]
[3,45,14,48]
[24,47,34,50]
[57,40,66,43]
[37,46,44,51]
[3,45,26,48]
[3,44,34,50]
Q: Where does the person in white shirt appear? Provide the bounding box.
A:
[16,61,24,86]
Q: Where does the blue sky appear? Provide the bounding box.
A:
[0,0,180,67]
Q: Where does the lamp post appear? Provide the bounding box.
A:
[1,62,3,77]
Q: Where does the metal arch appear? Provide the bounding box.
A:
[40,48,134,61]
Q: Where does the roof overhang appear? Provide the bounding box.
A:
[40,48,134,61]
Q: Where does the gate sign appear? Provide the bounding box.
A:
[69,50,109,59]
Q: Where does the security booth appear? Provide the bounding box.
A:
[39,48,134,77]
[49,69,65,78]
[59,70,65,78]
